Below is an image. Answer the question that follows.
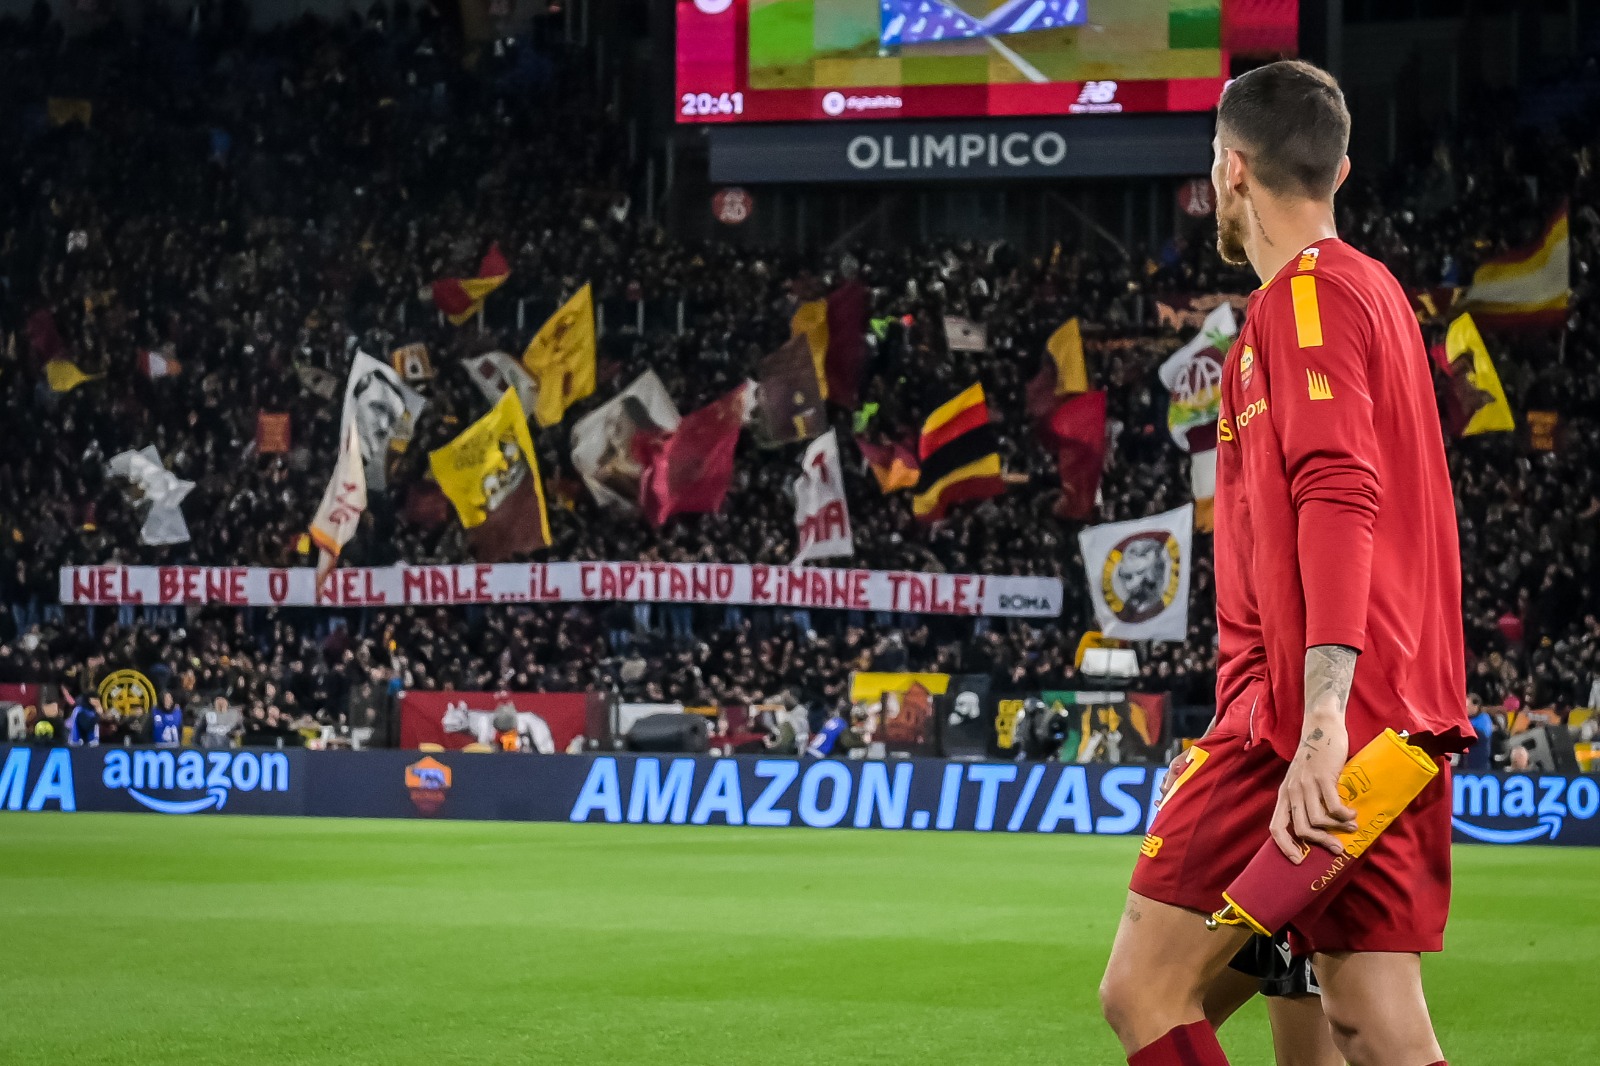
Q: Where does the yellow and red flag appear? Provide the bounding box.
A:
[912,384,1004,522]
[857,440,919,494]
[1462,206,1570,327]
[431,244,510,326]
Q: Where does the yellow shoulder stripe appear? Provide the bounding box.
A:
[1290,275,1323,348]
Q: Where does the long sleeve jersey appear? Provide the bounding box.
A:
[1214,238,1473,762]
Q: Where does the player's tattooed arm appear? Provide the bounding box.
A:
[1272,644,1360,861]
[1303,645,1357,719]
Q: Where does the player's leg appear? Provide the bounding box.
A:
[1311,951,1442,1066]
[1293,761,1454,1066]
[1218,933,1343,1066]
[1101,716,1282,1062]
[1200,965,1258,1028]
[1266,994,1344,1066]
[1100,892,1252,1056]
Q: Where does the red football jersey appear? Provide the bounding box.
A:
[1214,238,1473,762]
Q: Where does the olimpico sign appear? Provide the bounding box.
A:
[708,115,1212,184]
[844,129,1068,173]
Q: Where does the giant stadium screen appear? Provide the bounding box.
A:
[676,0,1298,123]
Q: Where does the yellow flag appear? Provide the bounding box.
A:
[428,389,551,556]
[1446,314,1515,436]
[45,359,98,393]
[790,299,829,400]
[1047,317,1088,394]
[521,284,596,427]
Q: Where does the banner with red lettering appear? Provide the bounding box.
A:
[793,430,853,565]
[60,562,1062,618]
[397,691,594,752]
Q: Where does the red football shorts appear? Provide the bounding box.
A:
[1129,704,1454,954]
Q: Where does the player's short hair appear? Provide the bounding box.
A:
[1217,60,1350,200]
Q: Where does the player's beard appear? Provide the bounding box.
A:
[1215,195,1250,267]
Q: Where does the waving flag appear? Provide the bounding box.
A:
[1158,303,1235,452]
[45,359,99,393]
[310,422,367,580]
[1462,207,1570,327]
[428,389,551,561]
[793,430,854,565]
[1025,317,1088,418]
[462,351,539,420]
[1439,314,1514,437]
[1078,504,1195,642]
[107,446,194,546]
[432,244,510,326]
[755,335,825,445]
[571,371,681,513]
[341,352,427,492]
[1042,390,1105,522]
[640,384,749,527]
[521,284,597,427]
[858,440,920,494]
[913,384,1004,522]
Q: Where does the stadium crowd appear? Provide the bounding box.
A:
[1,8,1598,751]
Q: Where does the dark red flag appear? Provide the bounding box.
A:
[823,278,868,408]
[640,384,748,527]
[1044,391,1107,522]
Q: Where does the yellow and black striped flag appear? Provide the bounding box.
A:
[912,384,1004,522]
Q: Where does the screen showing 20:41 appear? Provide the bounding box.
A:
[676,0,1298,124]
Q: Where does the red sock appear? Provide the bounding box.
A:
[1127,1020,1231,1066]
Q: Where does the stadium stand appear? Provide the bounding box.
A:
[1,8,1598,764]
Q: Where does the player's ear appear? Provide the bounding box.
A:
[1224,147,1250,197]
[1333,155,1352,193]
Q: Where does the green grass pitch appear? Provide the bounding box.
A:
[4,814,1596,1064]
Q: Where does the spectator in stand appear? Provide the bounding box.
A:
[66,692,100,747]
[151,690,184,747]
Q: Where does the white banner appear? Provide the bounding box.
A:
[1077,504,1194,641]
[793,429,853,565]
[59,562,1062,617]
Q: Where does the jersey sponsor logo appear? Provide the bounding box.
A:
[1289,275,1324,347]
[1139,833,1163,858]
[101,749,290,814]
[1235,397,1268,431]
[1100,531,1183,624]
[1306,370,1334,401]
[1218,416,1233,443]
[1297,247,1320,272]
[1238,346,1254,389]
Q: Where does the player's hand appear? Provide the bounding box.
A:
[1270,714,1357,863]
[1158,747,1192,802]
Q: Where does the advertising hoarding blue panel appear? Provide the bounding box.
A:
[2,748,1595,847]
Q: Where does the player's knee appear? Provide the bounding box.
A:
[1098,967,1137,1040]
[1099,963,1194,1043]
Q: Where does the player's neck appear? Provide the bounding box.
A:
[1245,197,1339,284]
